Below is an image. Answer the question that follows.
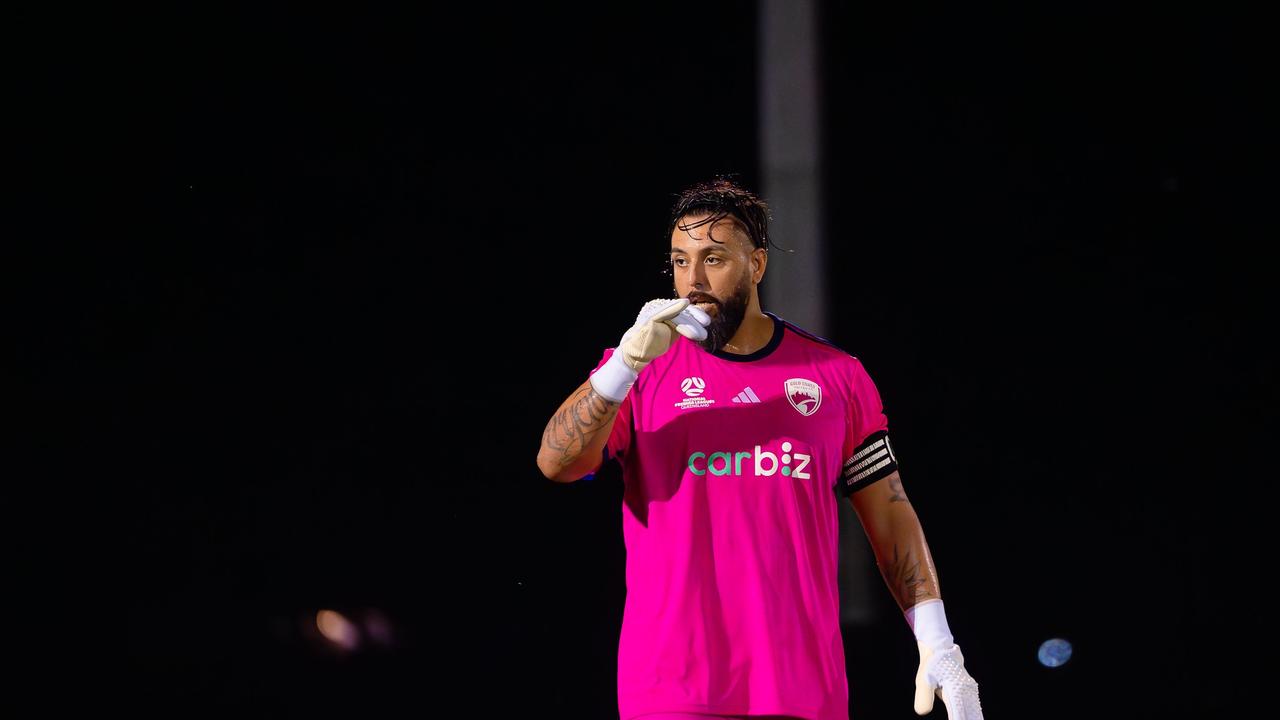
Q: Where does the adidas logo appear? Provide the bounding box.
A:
[731,387,762,404]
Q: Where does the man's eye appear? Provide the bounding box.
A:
[672,258,687,267]
[705,256,722,265]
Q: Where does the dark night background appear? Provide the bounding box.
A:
[20,1,1272,717]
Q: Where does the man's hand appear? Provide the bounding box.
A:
[615,298,709,371]
[914,642,983,719]
[589,298,710,402]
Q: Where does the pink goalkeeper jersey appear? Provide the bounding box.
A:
[591,313,899,720]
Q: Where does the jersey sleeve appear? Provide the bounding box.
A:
[589,348,633,469]
[837,357,899,496]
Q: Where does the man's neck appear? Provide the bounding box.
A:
[719,309,774,355]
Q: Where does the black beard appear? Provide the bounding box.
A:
[693,283,751,353]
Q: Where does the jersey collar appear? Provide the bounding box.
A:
[711,312,785,362]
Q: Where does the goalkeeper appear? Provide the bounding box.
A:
[537,178,984,720]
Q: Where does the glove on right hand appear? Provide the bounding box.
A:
[590,298,710,402]
[615,298,709,371]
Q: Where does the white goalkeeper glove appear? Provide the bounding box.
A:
[589,298,710,402]
[908,600,983,719]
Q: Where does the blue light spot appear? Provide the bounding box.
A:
[1038,638,1072,667]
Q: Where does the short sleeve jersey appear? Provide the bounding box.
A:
[591,313,899,720]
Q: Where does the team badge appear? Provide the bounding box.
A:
[785,378,822,416]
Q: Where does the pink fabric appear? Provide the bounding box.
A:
[590,315,890,720]
[633,715,804,720]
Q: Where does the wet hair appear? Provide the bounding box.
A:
[667,177,775,251]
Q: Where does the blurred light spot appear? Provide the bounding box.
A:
[1038,637,1072,667]
[316,609,360,650]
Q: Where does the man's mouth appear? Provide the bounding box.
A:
[686,295,719,315]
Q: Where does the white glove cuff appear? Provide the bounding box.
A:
[589,351,638,403]
[906,599,955,652]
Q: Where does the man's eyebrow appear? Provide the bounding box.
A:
[669,246,723,255]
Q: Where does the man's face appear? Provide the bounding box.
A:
[669,213,764,352]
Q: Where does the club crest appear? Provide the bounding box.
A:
[785,378,822,416]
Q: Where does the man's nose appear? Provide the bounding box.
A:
[685,262,708,290]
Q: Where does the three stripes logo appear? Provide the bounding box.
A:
[731,387,762,404]
[841,430,899,490]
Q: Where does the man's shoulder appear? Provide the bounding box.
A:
[776,316,860,363]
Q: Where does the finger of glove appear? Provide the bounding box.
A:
[913,676,937,715]
[684,304,712,326]
[641,298,690,325]
[672,309,709,341]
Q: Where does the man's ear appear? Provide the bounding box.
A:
[752,248,768,283]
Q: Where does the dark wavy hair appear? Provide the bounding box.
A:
[667,177,775,251]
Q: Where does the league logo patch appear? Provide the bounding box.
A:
[680,377,706,397]
[785,378,822,416]
[675,376,715,410]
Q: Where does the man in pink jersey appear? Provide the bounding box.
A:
[537,179,983,720]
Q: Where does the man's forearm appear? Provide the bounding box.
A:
[537,379,621,481]
[877,516,942,612]
[853,472,942,611]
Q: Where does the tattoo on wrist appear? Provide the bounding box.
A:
[542,386,619,468]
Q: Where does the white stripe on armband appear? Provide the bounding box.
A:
[851,456,893,482]
[846,447,889,474]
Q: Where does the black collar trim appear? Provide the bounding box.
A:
[711,313,785,362]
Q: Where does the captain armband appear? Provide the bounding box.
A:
[837,430,899,496]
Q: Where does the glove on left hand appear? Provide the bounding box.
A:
[914,642,983,719]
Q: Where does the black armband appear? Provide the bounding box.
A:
[837,430,898,496]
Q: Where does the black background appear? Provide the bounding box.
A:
[21,2,1271,717]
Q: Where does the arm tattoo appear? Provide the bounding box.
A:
[541,385,619,469]
[888,474,907,503]
[886,543,936,608]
